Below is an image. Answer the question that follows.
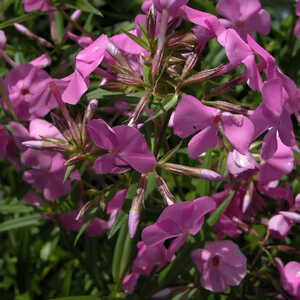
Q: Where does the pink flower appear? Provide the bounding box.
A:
[153,0,189,14]
[251,79,296,160]
[123,241,168,294]
[192,240,247,292]
[107,189,127,227]
[0,125,19,167]
[60,209,108,237]
[173,94,254,158]
[0,30,6,49]
[295,1,300,38]
[22,0,52,12]
[216,0,270,39]
[142,196,216,259]
[87,119,156,174]
[275,258,300,298]
[258,135,294,183]
[1,64,61,120]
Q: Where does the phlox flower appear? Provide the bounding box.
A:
[275,258,300,298]
[216,0,270,39]
[173,94,254,158]
[1,64,62,120]
[22,0,52,12]
[123,241,168,294]
[192,240,247,292]
[87,119,156,174]
[142,196,216,259]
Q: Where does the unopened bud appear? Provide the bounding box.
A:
[128,90,152,127]
[76,200,98,221]
[22,140,69,151]
[14,23,53,48]
[147,4,156,40]
[182,65,224,86]
[155,173,175,206]
[129,174,148,238]
[49,82,81,143]
[162,163,225,181]
[242,181,254,213]
[65,154,85,166]
[208,75,245,98]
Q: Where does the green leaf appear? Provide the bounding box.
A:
[64,165,75,183]
[54,11,64,44]
[0,12,45,29]
[0,204,33,214]
[123,30,149,50]
[112,215,128,282]
[0,214,44,232]
[196,149,212,196]
[146,93,179,123]
[207,191,235,227]
[107,210,127,240]
[158,141,183,164]
[64,0,102,16]
[51,297,100,300]
[74,209,97,246]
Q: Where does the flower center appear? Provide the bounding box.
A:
[21,88,30,96]
[212,255,220,266]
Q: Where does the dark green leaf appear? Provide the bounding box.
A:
[0,214,44,232]
[207,191,235,227]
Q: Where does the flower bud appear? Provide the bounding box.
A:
[129,174,148,238]
[76,200,98,221]
[162,163,225,181]
[14,23,52,48]
[155,173,175,206]
[182,65,225,86]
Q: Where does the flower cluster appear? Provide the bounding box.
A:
[0,0,299,297]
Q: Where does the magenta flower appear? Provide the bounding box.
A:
[258,134,294,184]
[62,34,107,104]
[295,1,300,38]
[60,209,108,237]
[251,79,296,160]
[107,189,127,227]
[275,258,300,298]
[123,241,168,294]
[226,150,257,178]
[142,196,216,259]
[1,64,61,120]
[192,240,247,292]
[0,125,19,167]
[216,0,270,39]
[22,0,52,12]
[21,119,79,201]
[0,30,6,49]
[153,0,189,14]
[173,95,254,158]
[87,119,156,174]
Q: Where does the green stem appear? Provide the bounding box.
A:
[0,78,18,121]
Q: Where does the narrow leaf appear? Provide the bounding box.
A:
[108,210,127,240]
[0,214,44,232]
[123,30,149,50]
[0,12,45,29]
[65,0,102,16]
[207,191,235,227]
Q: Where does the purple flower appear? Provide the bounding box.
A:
[22,0,52,12]
[216,0,270,39]
[192,240,247,292]
[62,34,107,104]
[88,119,156,174]
[1,64,61,120]
[173,95,254,158]
[275,258,300,298]
[123,241,168,294]
[142,196,216,259]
